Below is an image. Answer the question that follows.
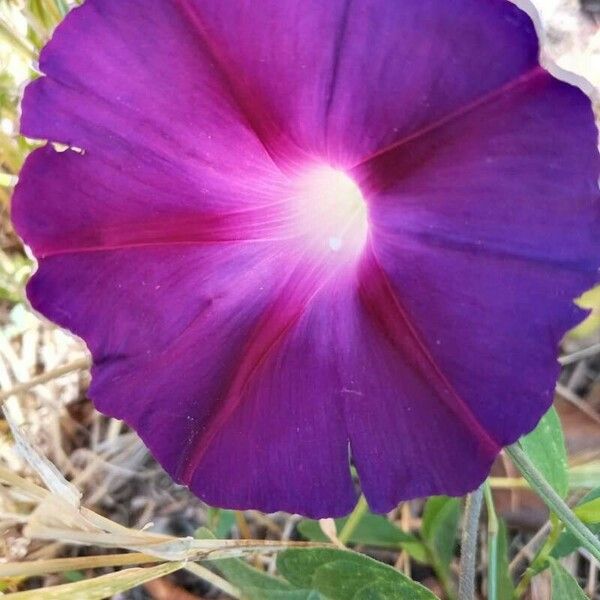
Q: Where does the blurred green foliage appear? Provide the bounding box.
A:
[0,1,83,302]
[493,520,514,600]
[519,406,568,498]
[199,527,439,599]
[553,486,600,558]
[277,548,438,600]
[298,512,427,562]
[572,286,600,339]
[548,559,588,600]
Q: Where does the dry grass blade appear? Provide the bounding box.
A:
[1,415,331,562]
[0,464,49,501]
[2,561,184,599]
[489,460,600,491]
[0,357,91,405]
[0,553,161,578]
[0,548,242,597]
[184,563,241,599]
[559,343,600,365]
[0,431,279,598]
[20,466,326,561]
[5,410,80,505]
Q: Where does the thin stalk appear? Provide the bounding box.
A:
[484,483,498,600]
[506,442,600,562]
[234,511,252,539]
[0,357,90,405]
[508,521,551,575]
[458,486,484,600]
[185,563,241,599]
[338,495,368,545]
[488,477,528,490]
[513,515,562,599]
[0,553,160,578]
[429,554,456,600]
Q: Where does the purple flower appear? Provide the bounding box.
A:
[12,0,599,517]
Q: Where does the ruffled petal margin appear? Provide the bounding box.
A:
[13,0,600,516]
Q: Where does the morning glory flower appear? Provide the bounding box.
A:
[13,0,599,517]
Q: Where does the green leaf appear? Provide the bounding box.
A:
[574,497,600,523]
[420,496,460,596]
[518,406,568,498]
[206,507,236,538]
[277,549,439,600]
[548,559,587,599]
[241,588,321,600]
[353,581,410,599]
[494,520,514,600]
[297,514,428,563]
[570,285,600,339]
[422,496,460,568]
[569,462,600,489]
[552,487,600,558]
[214,558,295,596]
[196,527,299,600]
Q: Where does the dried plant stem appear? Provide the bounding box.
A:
[508,521,551,575]
[234,511,252,539]
[506,442,600,562]
[0,357,90,404]
[184,563,241,599]
[558,343,600,365]
[0,553,160,578]
[487,477,528,489]
[458,485,484,600]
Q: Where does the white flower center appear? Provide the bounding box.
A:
[292,166,368,258]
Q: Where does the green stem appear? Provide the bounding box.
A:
[484,483,498,600]
[338,495,368,545]
[458,486,484,600]
[506,442,600,562]
[430,555,456,600]
[513,515,562,599]
[421,541,457,600]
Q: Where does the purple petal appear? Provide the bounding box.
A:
[181,0,539,164]
[24,244,281,468]
[344,246,500,511]
[20,0,290,170]
[187,272,359,517]
[13,0,600,518]
[13,144,356,518]
[30,0,540,169]
[22,243,359,517]
[347,71,599,510]
[11,146,291,257]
